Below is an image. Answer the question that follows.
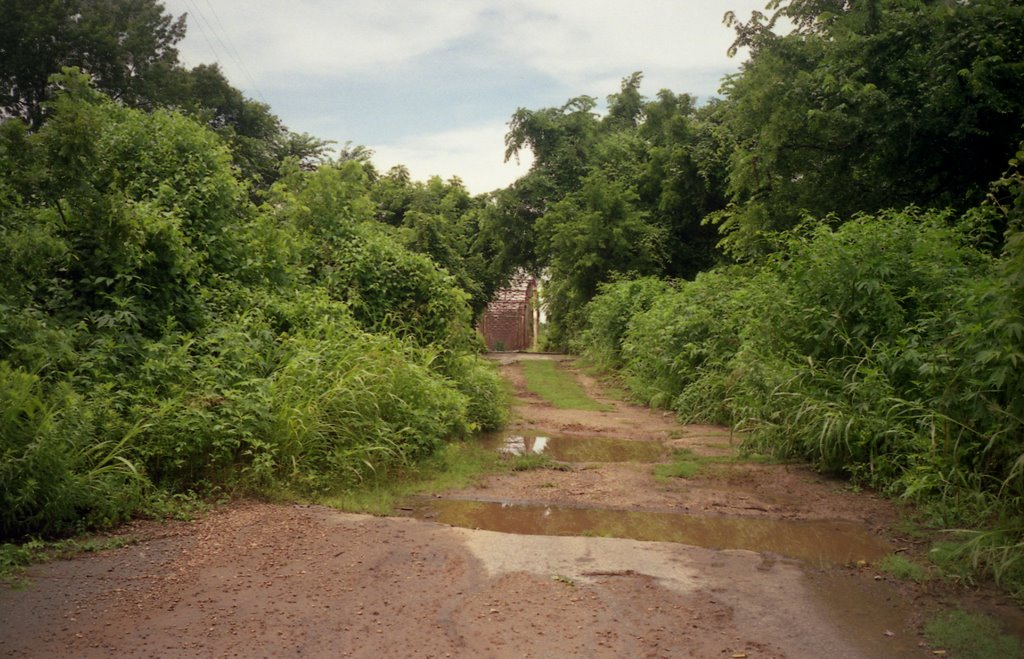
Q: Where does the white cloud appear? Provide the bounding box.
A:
[161,1,771,190]
[484,1,768,92]
[370,122,533,195]
[168,1,765,91]
[166,0,489,83]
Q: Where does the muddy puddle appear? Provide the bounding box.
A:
[404,498,891,567]
[484,431,668,463]
[804,570,923,657]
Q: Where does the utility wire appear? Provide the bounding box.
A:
[200,0,269,106]
[180,0,225,67]
[181,0,269,106]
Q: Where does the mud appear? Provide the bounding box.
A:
[2,353,1022,657]
[483,430,670,462]
[404,497,892,566]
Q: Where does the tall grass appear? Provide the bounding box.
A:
[578,207,1024,596]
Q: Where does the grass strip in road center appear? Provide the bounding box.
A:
[521,360,613,411]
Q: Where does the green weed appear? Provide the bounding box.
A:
[878,554,931,583]
[1,535,138,584]
[653,448,774,481]
[924,609,1023,659]
[322,442,501,514]
[521,360,612,411]
[654,448,703,480]
[507,452,569,472]
[580,209,1024,597]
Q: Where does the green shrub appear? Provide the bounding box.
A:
[619,267,764,412]
[0,363,146,540]
[0,75,507,538]
[585,207,1024,589]
[575,276,674,369]
[924,609,1023,658]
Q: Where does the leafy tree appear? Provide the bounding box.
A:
[0,0,185,128]
[0,1,330,189]
[637,92,730,278]
[1,68,254,352]
[716,0,1024,257]
[505,95,601,207]
[537,173,665,347]
[0,75,505,539]
[368,171,507,315]
[497,74,731,345]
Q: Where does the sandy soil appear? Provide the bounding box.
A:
[2,354,1022,658]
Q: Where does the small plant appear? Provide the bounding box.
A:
[144,489,213,522]
[924,609,1023,659]
[653,448,771,481]
[1,535,138,585]
[655,452,704,478]
[928,541,979,584]
[892,515,932,540]
[322,442,502,514]
[507,452,568,472]
[877,554,930,583]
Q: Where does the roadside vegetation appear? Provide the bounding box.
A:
[0,70,507,543]
[496,1,1024,599]
[3,0,1024,606]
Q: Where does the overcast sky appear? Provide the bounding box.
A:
[161,1,767,194]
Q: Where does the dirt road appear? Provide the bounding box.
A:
[2,354,1021,657]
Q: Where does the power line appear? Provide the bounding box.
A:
[181,0,269,106]
[200,0,269,106]
[180,0,224,68]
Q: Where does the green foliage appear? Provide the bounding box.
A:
[575,277,675,370]
[446,355,509,432]
[1,534,139,584]
[0,0,186,128]
[653,450,702,480]
[0,1,321,189]
[877,554,930,583]
[924,609,1023,659]
[332,227,475,350]
[620,266,771,417]
[0,77,505,541]
[930,526,1024,601]
[0,363,145,538]
[368,170,511,316]
[499,75,732,347]
[537,173,665,348]
[584,204,1024,594]
[505,451,563,472]
[717,0,1024,258]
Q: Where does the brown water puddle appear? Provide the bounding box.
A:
[483,432,668,462]
[803,570,923,657]
[405,498,891,567]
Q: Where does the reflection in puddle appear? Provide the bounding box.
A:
[485,432,667,463]
[406,498,891,567]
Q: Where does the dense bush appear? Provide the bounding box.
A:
[572,276,673,370]
[581,205,1024,593]
[0,363,146,538]
[0,72,505,541]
